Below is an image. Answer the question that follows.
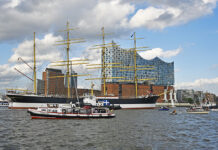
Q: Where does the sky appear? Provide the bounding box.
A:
[0,0,218,95]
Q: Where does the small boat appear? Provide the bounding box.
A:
[28,104,116,119]
[158,106,169,111]
[186,107,209,114]
[0,100,9,107]
[170,110,177,115]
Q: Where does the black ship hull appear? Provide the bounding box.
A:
[7,94,83,103]
[6,93,159,109]
[6,94,83,109]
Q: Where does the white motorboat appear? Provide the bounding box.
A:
[186,107,209,114]
[28,103,115,119]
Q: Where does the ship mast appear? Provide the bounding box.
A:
[132,32,156,97]
[85,27,123,97]
[117,33,155,98]
[52,21,87,99]
[10,33,37,94]
[101,27,106,96]
[133,32,138,97]
[66,21,71,98]
[33,32,37,94]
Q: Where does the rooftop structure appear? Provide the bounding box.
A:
[39,68,100,97]
[104,41,174,86]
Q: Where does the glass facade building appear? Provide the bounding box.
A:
[103,42,174,86]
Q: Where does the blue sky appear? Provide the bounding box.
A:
[0,0,218,95]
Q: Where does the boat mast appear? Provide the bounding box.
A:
[33,32,37,94]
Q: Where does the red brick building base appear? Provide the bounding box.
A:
[102,83,173,103]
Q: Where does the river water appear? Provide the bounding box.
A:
[0,107,218,150]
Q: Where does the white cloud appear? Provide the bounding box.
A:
[177,78,218,88]
[0,62,33,91]
[176,77,218,95]
[0,0,217,41]
[0,0,135,41]
[127,7,181,29]
[139,47,182,60]
[0,64,16,80]
[123,0,218,30]
[9,33,63,63]
[78,0,134,29]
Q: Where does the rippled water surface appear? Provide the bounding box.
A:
[0,108,218,150]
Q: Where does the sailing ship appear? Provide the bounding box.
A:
[6,23,159,109]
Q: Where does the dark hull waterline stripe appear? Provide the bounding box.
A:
[7,94,159,104]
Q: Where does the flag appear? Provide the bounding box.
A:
[131,33,134,38]
[103,100,110,106]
